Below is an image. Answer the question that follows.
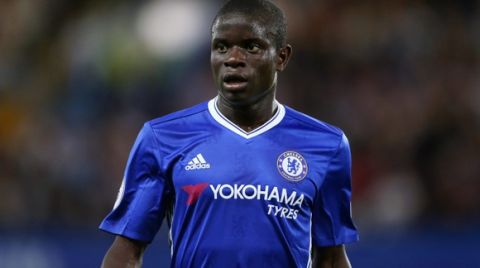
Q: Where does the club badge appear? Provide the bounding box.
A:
[277,151,308,182]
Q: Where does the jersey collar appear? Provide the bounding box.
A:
[208,97,285,139]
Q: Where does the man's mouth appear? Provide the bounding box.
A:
[222,74,248,90]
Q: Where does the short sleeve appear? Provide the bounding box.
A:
[99,122,172,243]
[312,133,359,246]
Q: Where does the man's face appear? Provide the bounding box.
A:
[211,13,282,106]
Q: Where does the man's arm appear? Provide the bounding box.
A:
[312,245,352,268]
[101,236,147,268]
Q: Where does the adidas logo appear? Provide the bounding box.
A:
[185,153,211,170]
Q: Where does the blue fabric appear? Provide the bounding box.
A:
[100,99,358,267]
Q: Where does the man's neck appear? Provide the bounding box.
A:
[216,95,278,133]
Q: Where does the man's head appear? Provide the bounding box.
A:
[212,0,287,49]
[210,0,292,107]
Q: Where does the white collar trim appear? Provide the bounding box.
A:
[208,97,285,139]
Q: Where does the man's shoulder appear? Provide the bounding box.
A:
[283,105,345,138]
[147,101,209,129]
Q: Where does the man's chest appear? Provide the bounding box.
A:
[166,135,332,213]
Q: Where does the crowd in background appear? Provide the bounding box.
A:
[1,0,479,234]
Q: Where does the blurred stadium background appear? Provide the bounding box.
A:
[1,0,479,267]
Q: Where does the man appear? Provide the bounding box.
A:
[100,0,359,267]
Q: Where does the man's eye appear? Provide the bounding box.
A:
[247,44,260,53]
[216,44,227,53]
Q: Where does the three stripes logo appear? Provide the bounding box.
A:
[185,153,211,170]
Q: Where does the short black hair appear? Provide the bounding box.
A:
[212,0,288,49]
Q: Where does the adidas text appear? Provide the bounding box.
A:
[185,154,211,170]
[185,163,211,170]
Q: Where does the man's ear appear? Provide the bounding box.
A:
[276,44,292,72]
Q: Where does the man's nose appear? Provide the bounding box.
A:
[224,46,246,68]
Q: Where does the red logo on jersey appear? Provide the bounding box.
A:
[181,182,209,205]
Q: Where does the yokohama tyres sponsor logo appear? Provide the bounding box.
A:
[209,184,304,208]
[181,183,304,220]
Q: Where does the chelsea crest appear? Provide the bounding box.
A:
[277,151,308,182]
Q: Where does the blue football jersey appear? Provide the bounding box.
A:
[100,97,359,267]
